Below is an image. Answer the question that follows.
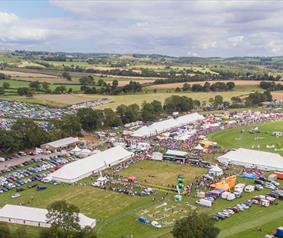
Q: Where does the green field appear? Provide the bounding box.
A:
[0,159,282,238]
[26,89,254,109]
[0,160,206,238]
[209,120,283,155]
[118,160,207,187]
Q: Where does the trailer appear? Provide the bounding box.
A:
[196,199,212,208]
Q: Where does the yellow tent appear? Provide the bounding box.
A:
[210,175,237,191]
[199,140,217,148]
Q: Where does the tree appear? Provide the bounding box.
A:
[172,211,220,238]
[0,222,12,238]
[231,96,242,103]
[141,102,157,121]
[77,108,106,130]
[112,80,118,89]
[182,83,191,91]
[0,129,21,153]
[29,81,41,91]
[17,87,33,97]
[214,95,223,106]
[59,115,82,137]
[163,95,193,113]
[79,75,95,86]
[54,86,67,94]
[192,99,201,109]
[62,72,72,81]
[151,100,163,115]
[11,119,48,148]
[116,104,140,124]
[97,78,105,86]
[175,87,181,92]
[46,200,81,233]
[203,82,210,92]
[226,82,235,90]
[2,82,10,89]
[42,82,50,92]
[0,73,6,80]
[0,87,4,95]
[103,108,122,127]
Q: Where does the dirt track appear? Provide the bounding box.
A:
[272,92,283,100]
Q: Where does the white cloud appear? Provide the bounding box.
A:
[0,12,48,43]
[227,36,244,47]
[3,1,283,56]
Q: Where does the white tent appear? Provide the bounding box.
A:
[176,113,205,126]
[71,146,81,155]
[0,204,96,228]
[79,148,92,158]
[152,152,163,161]
[194,144,205,151]
[166,149,188,157]
[41,137,79,151]
[218,148,283,171]
[132,113,204,137]
[49,146,133,183]
[209,165,223,176]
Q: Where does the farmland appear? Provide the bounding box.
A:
[29,90,251,108]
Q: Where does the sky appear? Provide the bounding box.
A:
[0,0,283,57]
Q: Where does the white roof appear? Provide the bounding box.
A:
[44,137,79,149]
[0,204,96,228]
[71,146,81,153]
[218,148,283,171]
[132,113,204,137]
[166,149,188,157]
[209,165,223,172]
[176,113,205,126]
[50,146,133,182]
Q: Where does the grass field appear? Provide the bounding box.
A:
[0,160,281,238]
[28,90,254,108]
[118,160,207,187]
[209,120,283,155]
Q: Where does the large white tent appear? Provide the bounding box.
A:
[41,137,79,151]
[0,204,96,228]
[218,148,283,171]
[49,146,133,183]
[132,113,204,137]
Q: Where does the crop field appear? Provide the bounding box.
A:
[0,70,57,79]
[118,160,207,187]
[209,120,283,155]
[30,90,253,108]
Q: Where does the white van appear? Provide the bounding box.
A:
[222,192,236,200]
[234,183,245,193]
[244,185,255,193]
[196,199,212,208]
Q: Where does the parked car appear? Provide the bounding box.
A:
[151,221,162,228]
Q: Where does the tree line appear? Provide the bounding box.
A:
[179,81,235,92]
[259,81,283,91]
[16,78,142,97]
